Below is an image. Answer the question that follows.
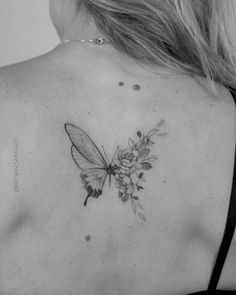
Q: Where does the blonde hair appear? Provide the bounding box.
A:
[80,0,236,91]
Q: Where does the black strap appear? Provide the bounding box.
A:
[207,138,236,290]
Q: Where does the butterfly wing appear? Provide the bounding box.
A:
[65,123,109,205]
[71,146,108,205]
[65,123,108,168]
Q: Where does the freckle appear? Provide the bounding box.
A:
[85,235,91,242]
[132,84,141,91]
[119,82,124,86]
[163,180,166,184]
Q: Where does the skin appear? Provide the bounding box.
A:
[0,1,236,294]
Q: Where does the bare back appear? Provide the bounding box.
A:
[0,43,235,295]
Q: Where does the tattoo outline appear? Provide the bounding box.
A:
[13,137,20,192]
[64,120,167,220]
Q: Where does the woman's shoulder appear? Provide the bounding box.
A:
[0,52,57,96]
[0,49,235,117]
[167,74,236,142]
[0,46,235,129]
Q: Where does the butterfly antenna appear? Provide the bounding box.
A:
[111,146,120,164]
[102,145,110,164]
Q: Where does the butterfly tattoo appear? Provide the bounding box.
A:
[65,120,167,220]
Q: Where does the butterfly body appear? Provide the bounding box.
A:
[107,164,118,177]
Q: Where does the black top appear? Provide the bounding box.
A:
[188,88,236,295]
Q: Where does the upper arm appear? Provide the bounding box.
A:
[219,90,236,285]
[0,69,25,240]
[197,88,236,286]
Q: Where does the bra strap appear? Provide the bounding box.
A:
[207,145,236,291]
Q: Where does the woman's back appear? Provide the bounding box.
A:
[0,42,235,295]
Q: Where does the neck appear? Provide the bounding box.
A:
[60,16,104,43]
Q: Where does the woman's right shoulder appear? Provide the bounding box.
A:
[171,74,236,129]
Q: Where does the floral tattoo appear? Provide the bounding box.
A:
[65,120,167,220]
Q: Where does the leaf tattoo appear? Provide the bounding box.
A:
[64,120,167,220]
